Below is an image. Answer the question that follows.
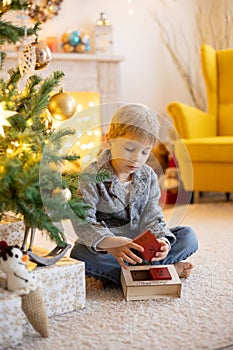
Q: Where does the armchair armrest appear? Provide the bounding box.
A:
[167,101,217,138]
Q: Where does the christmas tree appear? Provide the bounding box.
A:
[0,0,108,253]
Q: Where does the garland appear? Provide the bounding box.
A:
[28,0,63,23]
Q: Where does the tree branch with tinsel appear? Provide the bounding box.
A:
[0,0,110,248]
[0,0,41,69]
[0,66,110,246]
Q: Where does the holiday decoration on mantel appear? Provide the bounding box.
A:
[0,0,109,266]
[0,241,49,337]
[61,29,90,53]
[95,12,113,55]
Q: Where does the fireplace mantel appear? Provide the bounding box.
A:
[1,52,125,104]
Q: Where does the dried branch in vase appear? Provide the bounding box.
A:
[152,0,233,111]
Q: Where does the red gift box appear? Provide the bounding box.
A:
[133,230,161,261]
[149,267,172,280]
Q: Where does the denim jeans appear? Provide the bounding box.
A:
[70,226,198,285]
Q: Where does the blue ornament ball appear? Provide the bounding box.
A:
[85,43,90,52]
[68,31,80,47]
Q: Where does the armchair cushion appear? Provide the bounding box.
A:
[219,103,233,136]
[177,136,233,163]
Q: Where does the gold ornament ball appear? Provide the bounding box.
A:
[0,0,11,13]
[33,40,52,70]
[75,43,86,53]
[52,188,72,202]
[48,90,77,120]
[61,32,70,43]
[63,43,74,53]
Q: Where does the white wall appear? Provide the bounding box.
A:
[37,0,196,124]
[6,1,231,135]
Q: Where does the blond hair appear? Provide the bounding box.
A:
[107,104,160,145]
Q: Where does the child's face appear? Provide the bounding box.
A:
[109,132,153,181]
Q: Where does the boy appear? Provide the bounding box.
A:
[70,104,198,285]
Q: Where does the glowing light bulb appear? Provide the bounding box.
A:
[88,101,95,107]
[22,143,30,150]
[88,142,95,149]
[94,129,100,136]
[77,104,83,112]
[26,118,33,126]
[11,141,19,147]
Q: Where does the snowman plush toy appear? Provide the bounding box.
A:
[0,241,37,294]
[0,241,49,337]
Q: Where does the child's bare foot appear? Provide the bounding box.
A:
[174,261,193,278]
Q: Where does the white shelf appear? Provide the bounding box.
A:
[5,50,124,63]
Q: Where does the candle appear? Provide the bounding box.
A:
[46,36,59,53]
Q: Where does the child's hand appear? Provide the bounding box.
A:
[106,241,144,270]
[151,240,169,262]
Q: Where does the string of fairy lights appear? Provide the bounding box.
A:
[127,0,135,15]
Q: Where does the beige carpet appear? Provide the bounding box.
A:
[11,201,233,350]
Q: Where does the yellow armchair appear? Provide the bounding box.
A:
[167,44,233,195]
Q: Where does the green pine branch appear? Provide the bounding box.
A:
[0,52,6,70]
[0,21,40,45]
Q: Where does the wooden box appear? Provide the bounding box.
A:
[121,264,182,301]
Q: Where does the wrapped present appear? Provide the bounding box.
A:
[0,289,23,349]
[0,245,85,348]
[27,249,85,317]
[1,250,85,320]
[0,214,24,246]
[0,246,85,324]
[34,258,85,317]
[0,243,49,339]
